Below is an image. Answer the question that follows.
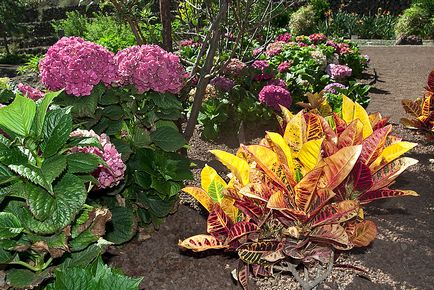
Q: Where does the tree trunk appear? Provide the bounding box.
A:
[160,0,173,51]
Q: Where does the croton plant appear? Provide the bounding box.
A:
[179,96,418,289]
[401,69,434,137]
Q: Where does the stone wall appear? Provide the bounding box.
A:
[329,0,411,16]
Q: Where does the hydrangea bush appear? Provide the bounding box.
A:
[36,37,192,244]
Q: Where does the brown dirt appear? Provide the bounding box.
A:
[109,46,434,290]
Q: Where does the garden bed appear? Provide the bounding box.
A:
[108,46,434,290]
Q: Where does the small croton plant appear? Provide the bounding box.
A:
[401,69,434,138]
[179,96,419,290]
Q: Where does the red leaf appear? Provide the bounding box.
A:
[359,125,392,165]
[227,222,258,244]
[237,261,249,290]
[310,200,359,227]
[207,204,233,242]
[358,188,418,204]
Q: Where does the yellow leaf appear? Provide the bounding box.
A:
[246,145,278,169]
[298,139,323,171]
[178,234,228,252]
[342,95,355,124]
[220,197,238,222]
[200,165,227,194]
[283,112,306,156]
[342,96,373,138]
[182,187,213,212]
[279,105,294,124]
[369,141,417,171]
[210,150,250,186]
[266,132,295,172]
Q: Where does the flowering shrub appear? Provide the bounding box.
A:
[39,37,117,96]
[252,60,274,81]
[17,83,45,100]
[210,76,235,92]
[70,129,126,189]
[179,96,418,289]
[323,82,348,94]
[115,44,186,94]
[258,84,292,110]
[326,64,352,80]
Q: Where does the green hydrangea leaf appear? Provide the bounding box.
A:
[0,94,36,137]
[0,212,23,239]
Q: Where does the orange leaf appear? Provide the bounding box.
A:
[178,234,228,252]
[349,220,378,247]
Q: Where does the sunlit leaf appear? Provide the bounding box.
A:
[304,113,323,141]
[298,139,322,171]
[342,96,372,138]
[210,150,249,186]
[178,234,228,252]
[182,187,213,212]
[370,157,418,191]
[207,204,232,242]
[358,188,418,204]
[338,119,363,148]
[201,165,227,196]
[311,200,359,227]
[283,112,306,155]
[359,125,392,165]
[266,131,295,177]
[294,167,323,212]
[369,141,417,172]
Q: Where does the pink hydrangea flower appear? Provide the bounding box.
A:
[252,47,263,56]
[278,61,292,73]
[180,39,201,47]
[298,42,308,47]
[39,37,117,97]
[267,79,287,89]
[337,43,351,54]
[115,45,186,94]
[326,40,339,51]
[275,33,292,43]
[258,85,292,111]
[224,58,246,76]
[309,33,327,44]
[266,41,285,56]
[326,64,352,80]
[210,76,235,92]
[323,82,348,94]
[252,60,274,81]
[17,83,45,101]
[70,129,126,189]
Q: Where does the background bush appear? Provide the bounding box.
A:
[395,2,434,39]
[289,5,317,35]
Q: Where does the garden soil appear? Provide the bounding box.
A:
[110,46,434,290]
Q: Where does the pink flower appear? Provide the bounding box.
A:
[252,47,263,56]
[278,61,292,73]
[266,41,285,56]
[17,83,44,101]
[326,40,339,51]
[39,37,117,97]
[115,45,186,94]
[180,39,201,47]
[309,33,327,44]
[267,79,287,89]
[326,64,352,80]
[258,85,292,111]
[337,43,351,54]
[224,58,246,76]
[70,129,126,189]
[323,82,348,94]
[298,42,308,47]
[275,33,292,43]
[252,60,274,81]
[210,76,235,92]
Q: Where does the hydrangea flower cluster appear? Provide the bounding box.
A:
[210,76,235,92]
[252,60,274,81]
[326,64,352,80]
[17,83,45,101]
[326,40,339,51]
[309,33,327,44]
[258,85,292,110]
[323,82,348,94]
[337,43,351,55]
[180,39,201,47]
[266,41,286,56]
[115,45,186,94]
[39,37,117,97]
[223,58,246,76]
[310,50,327,69]
[252,47,263,56]
[275,33,292,43]
[278,61,292,73]
[70,129,126,189]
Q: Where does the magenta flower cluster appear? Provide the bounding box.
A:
[252,60,274,81]
[180,39,201,47]
[267,79,287,89]
[275,33,292,43]
[115,45,186,94]
[278,61,292,73]
[323,82,348,94]
[70,129,126,189]
[210,76,235,92]
[326,64,352,80]
[39,37,117,97]
[309,33,327,44]
[258,85,292,111]
[224,58,246,76]
[17,83,45,101]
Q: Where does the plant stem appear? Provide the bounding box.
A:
[9,261,40,272]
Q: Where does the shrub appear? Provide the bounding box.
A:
[395,5,434,39]
[52,11,88,38]
[289,5,317,36]
[16,54,44,75]
[0,91,115,288]
[179,96,418,289]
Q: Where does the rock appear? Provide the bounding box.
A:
[395,35,423,45]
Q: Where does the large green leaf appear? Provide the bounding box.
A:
[41,155,67,184]
[150,175,181,198]
[0,247,13,263]
[58,84,103,118]
[21,174,87,234]
[42,108,73,157]
[34,90,63,137]
[8,164,52,192]
[0,94,36,136]
[6,269,51,289]
[105,207,136,245]
[67,152,103,174]
[150,126,185,152]
[151,93,182,110]
[0,212,23,239]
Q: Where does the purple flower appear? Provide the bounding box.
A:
[278,61,292,73]
[39,37,117,97]
[252,60,274,81]
[224,58,246,76]
[115,45,186,94]
[267,79,287,89]
[210,76,235,92]
[252,47,263,56]
[323,82,348,94]
[275,33,292,43]
[326,40,339,51]
[70,129,126,189]
[297,42,308,47]
[326,64,352,80]
[17,83,44,101]
[258,85,292,111]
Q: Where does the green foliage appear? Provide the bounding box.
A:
[309,0,330,20]
[16,54,44,75]
[289,5,317,35]
[0,0,26,53]
[395,4,434,39]
[0,91,112,289]
[52,11,88,37]
[46,256,142,290]
[55,85,192,243]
